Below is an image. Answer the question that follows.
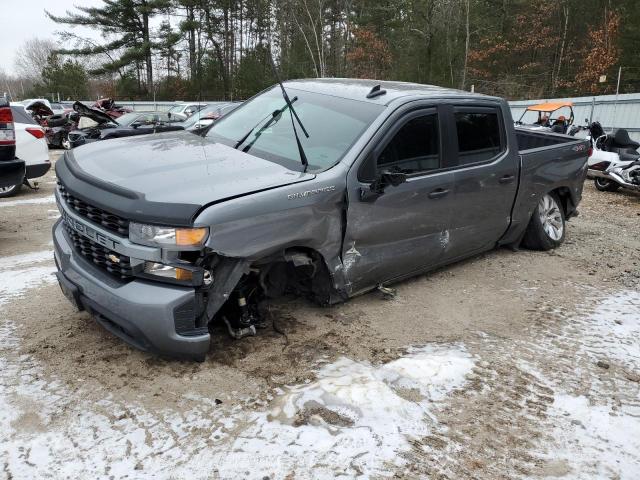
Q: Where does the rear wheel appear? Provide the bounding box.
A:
[522,192,566,251]
[0,182,23,198]
[594,178,620,192]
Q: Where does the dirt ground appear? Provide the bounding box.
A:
[1,150,639,479]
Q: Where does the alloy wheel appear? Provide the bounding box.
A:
[538,194,564,241]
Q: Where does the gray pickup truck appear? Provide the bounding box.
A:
[53,79,589,360]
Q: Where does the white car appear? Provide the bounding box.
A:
[0,106,51,197]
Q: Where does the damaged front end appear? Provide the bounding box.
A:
[54,170,341,360]
[196,249,337,340]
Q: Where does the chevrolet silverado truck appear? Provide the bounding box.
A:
[53,79,590,361]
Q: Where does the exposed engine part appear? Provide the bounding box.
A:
[212,249,334,340]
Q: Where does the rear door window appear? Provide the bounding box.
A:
[377,114,440,174]
[454,110,503,165]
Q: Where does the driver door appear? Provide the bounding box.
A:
[342,107,455,294]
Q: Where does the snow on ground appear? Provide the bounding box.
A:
[549,393,640,479]
[0,250,53,270]
[0,195,55,208]
[203,346,475,479]
[0,250,56,307]
[2,244,639,479]
[0,248,476,479]
[578,290,640,370]
[531,290,640,480]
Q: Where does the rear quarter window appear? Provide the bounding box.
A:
[455,110,504,165]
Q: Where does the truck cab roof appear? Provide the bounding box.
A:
[282,78,497,105]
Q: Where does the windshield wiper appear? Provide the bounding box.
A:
[268,50,310,172]
[234,97,298,150]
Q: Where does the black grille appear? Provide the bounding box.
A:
[64,223,134,279]
[57,181,130,236]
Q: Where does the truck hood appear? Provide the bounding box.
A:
[67,131,315,213]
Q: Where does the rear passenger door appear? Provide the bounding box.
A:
[446,106,518,259]
[343,107,455,293]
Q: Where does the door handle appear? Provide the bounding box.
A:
[428,188,450,199]
[499,174,515,184]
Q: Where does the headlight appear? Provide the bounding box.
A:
[129,222,209,248]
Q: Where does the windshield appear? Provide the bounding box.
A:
[207,87,383,172]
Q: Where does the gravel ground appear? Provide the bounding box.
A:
[1,150,639,479]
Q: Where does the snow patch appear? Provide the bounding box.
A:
[548,393,640,480]
[0,250,56,307]
[0,195,55,207]
[578,290,640,370]
[1,341,473,479]
[209,345,475,479]
[0,250,53,270]
[542,290,640,480]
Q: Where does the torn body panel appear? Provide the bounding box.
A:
[195,167,350,300]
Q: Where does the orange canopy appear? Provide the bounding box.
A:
[526,102,573,112]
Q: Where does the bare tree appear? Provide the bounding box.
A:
[460,0,470,90]
[14,38,57,82]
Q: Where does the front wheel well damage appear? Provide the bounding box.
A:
[199,247,339,339]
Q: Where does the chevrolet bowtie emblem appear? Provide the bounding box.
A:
[108,254,121,263]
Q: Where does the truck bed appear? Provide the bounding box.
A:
[500,127,590,248]
[515,127,581,153]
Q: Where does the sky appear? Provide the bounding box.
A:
[0,0,103,76]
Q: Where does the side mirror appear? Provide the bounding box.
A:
[382,170,407,187]
[131,122,141,129]
[360,169,407,202]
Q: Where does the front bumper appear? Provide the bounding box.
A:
[53,219,210,360]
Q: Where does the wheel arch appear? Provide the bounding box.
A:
[550,186,577,219]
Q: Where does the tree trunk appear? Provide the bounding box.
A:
[461,0,470,90]
[552,4,569,96]
[142,4,153,92]
[187,5,197,80]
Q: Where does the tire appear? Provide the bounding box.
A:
[594,178,620,192]
[522,192,566,251]
[0,182,23,198]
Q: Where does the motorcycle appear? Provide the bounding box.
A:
[570,120,640,193]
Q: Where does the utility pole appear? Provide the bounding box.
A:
[611,66,622,131]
